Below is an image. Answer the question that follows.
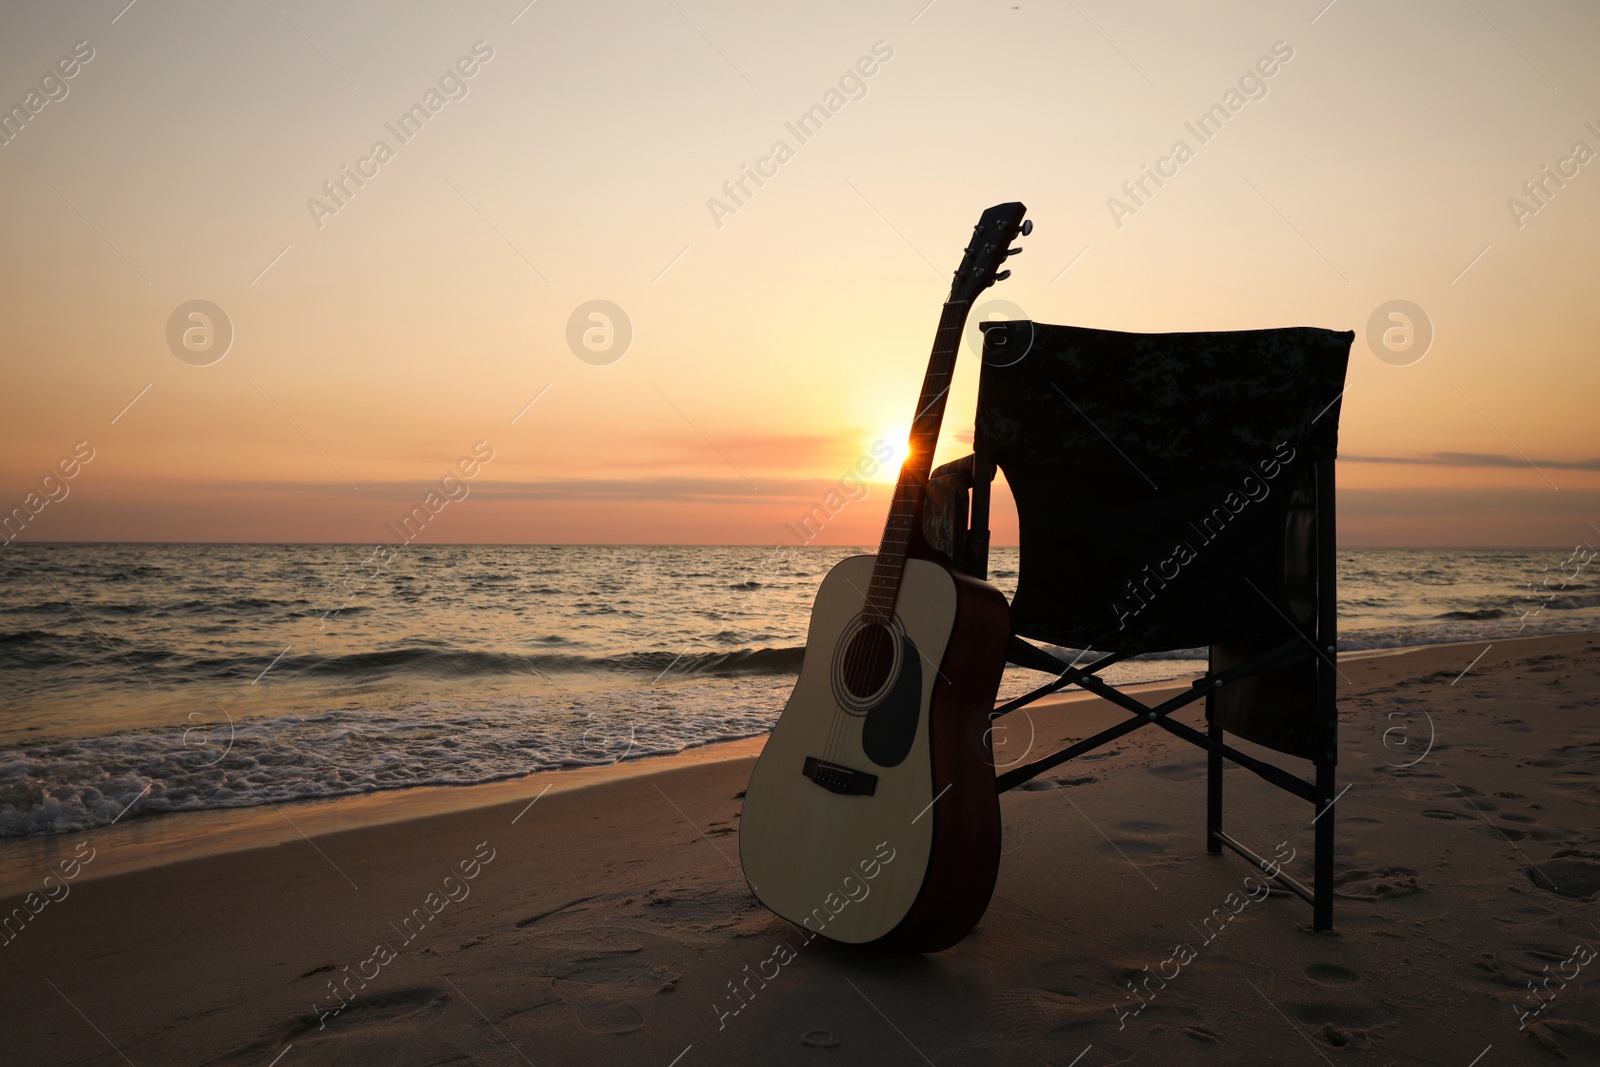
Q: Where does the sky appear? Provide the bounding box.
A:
[1,0,1597,548]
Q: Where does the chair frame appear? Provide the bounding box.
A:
[944,451,1341,930]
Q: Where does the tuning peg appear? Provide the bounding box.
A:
[994,269,1011,282]
[1005,246,1024,257]
[1020,219,1033,236]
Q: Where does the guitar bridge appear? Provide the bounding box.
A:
[802,756,878,796]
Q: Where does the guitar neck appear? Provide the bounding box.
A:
[863,298,973,623]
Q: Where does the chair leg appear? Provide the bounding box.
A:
[1313,759,1335,930]
[1206,721,1223,854]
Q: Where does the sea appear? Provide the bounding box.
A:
[1,543,1596,839]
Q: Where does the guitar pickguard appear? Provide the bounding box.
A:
[860,631,923,768]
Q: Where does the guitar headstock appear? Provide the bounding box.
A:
[948,202,1030,304]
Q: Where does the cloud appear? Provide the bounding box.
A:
[1341,452,1600,472]
[1338,487,1600,516]
[178,475,884,506]
[543,431,850,474]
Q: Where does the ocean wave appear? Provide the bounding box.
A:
[5,544,1600,839]
[1540,592,1600,610]
[1335,620,1590,652]
[0,629,60,646]
[1129,647,1209,661]
[618,646,807,676]
[0,693,784,838]
[206,644,813,683]
[0,640,813,689]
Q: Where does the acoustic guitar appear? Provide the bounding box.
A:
[740,202,1030,951]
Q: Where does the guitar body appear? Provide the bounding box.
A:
[740,554,1010,951]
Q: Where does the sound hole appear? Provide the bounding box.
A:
[841,621,896,701]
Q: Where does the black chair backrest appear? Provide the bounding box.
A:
[975,321,1353,655]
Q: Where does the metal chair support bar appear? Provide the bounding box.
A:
[992,637,1315,798]
[1212,831,1315,906]
[994,680,1210,792]
[990,649,1133,721]
[1004,637,1133,678]
[1145,713,1319,803]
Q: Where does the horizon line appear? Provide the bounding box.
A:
[2,540,1585,551]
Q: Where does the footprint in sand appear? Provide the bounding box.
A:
[1527,857,1600,900]
[1480,896,1556,924]
[1052,775,1097,787]
[1470,823,1529,842]
[1522,1018,1600,1059]
[1305,963,1361,985]
[516,923,674,1035]
[1288,995,1394,1031]
[549,978,646,1033]
[1334,867,1420,901]
[1470,821,1567,844]
[1148,761,1212,782]
[212,987,453,1065]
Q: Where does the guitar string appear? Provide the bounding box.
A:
[840,476,915,762]
[835,509,901,763]
[827,310,959,767]
[830,486,893,763]
[827,378,938,765]
[779,215,1021,827]
[813,273,993,771]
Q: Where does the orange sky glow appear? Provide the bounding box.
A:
[2,2,1597,549]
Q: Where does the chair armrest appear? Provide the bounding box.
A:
[923,455,977,573]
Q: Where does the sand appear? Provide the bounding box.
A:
[3,632,1599,1066]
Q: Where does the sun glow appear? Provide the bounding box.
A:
[875,424,912,479]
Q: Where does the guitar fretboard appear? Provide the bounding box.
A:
[862,298,972,624]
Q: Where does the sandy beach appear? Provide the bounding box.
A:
[5,1,1597,1062]
[1,631,1596,1065]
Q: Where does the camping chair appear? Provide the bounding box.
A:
[921,320,1354,930]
